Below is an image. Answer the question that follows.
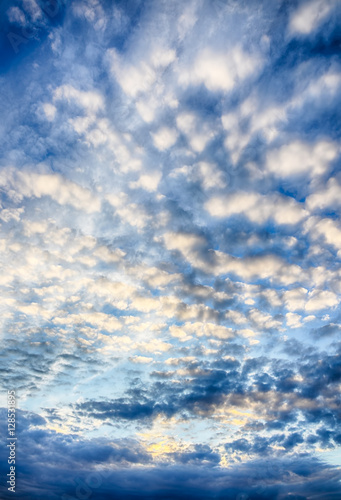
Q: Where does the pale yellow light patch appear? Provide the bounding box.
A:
[45,424,74,435]
[219,454,230,468]
[213,406,261,427]
[138,415,188,461]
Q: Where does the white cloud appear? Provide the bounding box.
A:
[0,169,100,213]
[7,6,26,24]
[284,288,308,311]
[284,286,339,312]
[306,178,341,211]
[169,162,226,189]
[292,70,341,108]
[117,204,150,229]
[165,356,196,366]
[305,290,338,311]
[163,232,206,259]
[129,265,180,288]
[129,356,154,364]
[266,140,338,178]
[17,302,52,319]
[170,322,234,340]
[150,48,176,68]
[53,84,104,113]
[54,311,122,332]
[225,310,247,325]
[221,111,252,165]
[176,112,215,153]
[313,218,341,251]
[22,0,43,21]
[108,49,156,98]
[43,103,57,121]
[289,0,334,35]
[130,171,162,192]
[151,127,178,151]
[249,308,282,330]
[213,252,302,284]
[303,315,316,322]
[72,0,107,31]
[136,339,171,354]
[163,232,304,284]
[286,312,302,328]
[179,46,261,92]
[222,69,341,166]
[23,220,49,237]
[93,246,125,264]
[131,296,159,313]
[205,192,307,225]
[0,207,24,223]
[197,162,226,190]
[177,3,198,41]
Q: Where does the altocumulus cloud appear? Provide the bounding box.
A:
[0,0,341,499]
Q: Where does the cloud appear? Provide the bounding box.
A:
[1,2,341,498]
[151,127,178,151]
[53,84,104,113]
[284,288,308,311]
[170,322,234,341]
[307,178,341,212]
[289,0,335,35]
[0,168,100,212]
[286,312,302,328]
[176,112,215,153]
[305,289,339,311]
[205,191,307,225]
[179,46,262,92]
[129,356,154,364]
[313,218,341,252]
[108,48,156,98]
[1,409,341,500]
[130,171,162,192]
[266,140,338,178]
[42,103,57,121]
[7,6,27,25]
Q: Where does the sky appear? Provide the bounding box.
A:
[0,0,341,499]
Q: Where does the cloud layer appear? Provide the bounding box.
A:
[0,0,341,498]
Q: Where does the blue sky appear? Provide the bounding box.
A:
[0,0,341,498]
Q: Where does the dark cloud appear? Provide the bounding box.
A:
[1,427,340,500]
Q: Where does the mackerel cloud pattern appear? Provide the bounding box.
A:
[0,0,341,499]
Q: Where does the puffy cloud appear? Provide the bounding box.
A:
[176,112,215,153]
[151,127,178,151]
[284,288,308,312]
[305,290,339,311]
[130,171,162,192]
[212,252,302,284]
[314,218,341,251]
[307,178,341,212]
[286,312,302,328]
[179,46,262,92]
[0,168,101,212]
[130,356,154,364]
[170,322,234,341]
[205,191,307,225]
[42,102,57,121]
[1,1,341,497]
[266,140,338,178]
[163,232,207,258]
[289,0,335,35]
[53,84,104,113]
[108,48,156,98]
